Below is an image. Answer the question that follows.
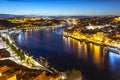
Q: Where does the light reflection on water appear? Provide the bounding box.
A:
[93,45,102,68]
[83,43,88,60]
[108,52,120,71]
[63,36,105,69]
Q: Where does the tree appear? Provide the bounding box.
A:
[65,69,82,80]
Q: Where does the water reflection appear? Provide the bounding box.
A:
[63,37,71,54]
[24,31,28,40]
[108,52,120,71]
[63,37,105,69]
[93,45,101,68]
[83,43,88,60]
[18,32,26,45]
[77,41,83,58]
[90,43,93,52]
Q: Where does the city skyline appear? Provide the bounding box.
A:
[0,0,120,16]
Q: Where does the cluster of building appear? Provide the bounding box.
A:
[0,65,60,80]
[63,16,120,49]
[6,17,67,28]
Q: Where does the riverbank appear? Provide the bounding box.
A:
[62,31,120,50]
[0,30,54,73]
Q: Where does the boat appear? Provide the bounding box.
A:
[14,30,22,34]
[104,46,120,54]
[9,30,21,35]
[22,28,27,31]
[37,56,50,68]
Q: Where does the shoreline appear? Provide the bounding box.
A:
[0,31,54,73]
[62,31,120,49]
[0,25,66,73]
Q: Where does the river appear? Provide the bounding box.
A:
[16,27,120,80]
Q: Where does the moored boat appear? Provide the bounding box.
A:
[104,46,120,54]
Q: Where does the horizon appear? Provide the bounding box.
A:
[0,0,120,16]
[0,13,120,17]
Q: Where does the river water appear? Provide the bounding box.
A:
[16,27,120,80]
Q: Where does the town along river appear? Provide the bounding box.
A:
[16,27,120,80]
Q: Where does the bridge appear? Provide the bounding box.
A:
[21,25,67,31]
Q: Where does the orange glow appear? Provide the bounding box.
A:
[84,43,88,60]
[93,45,101,68]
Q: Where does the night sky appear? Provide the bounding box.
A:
[0,0,120,15]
